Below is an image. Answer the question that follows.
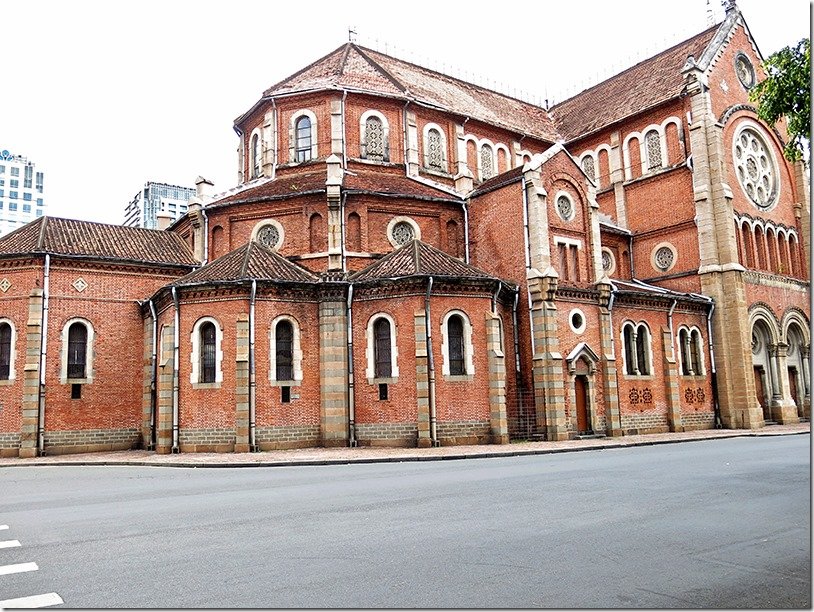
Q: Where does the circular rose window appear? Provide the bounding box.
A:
[392,221,415,245]
[556,194,574,221]
[256,224,280,249]
[654,246,675,271]
[733,127,777,209]
[735,53,755,89]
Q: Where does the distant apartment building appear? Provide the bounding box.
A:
[0,148,45,236]
[123,181,195,229]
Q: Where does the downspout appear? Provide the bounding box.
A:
[346,283,357,447]
[36,254,50,456]
[340,191,348,272]
[171,287,180,453]
[148,298,158,449]
[341,90,348,169]
[425,276,439,446]
[249,280,257,450]
[607,281,620,432]
[233,125,245,184]
[200,207,209,266]
[704,298,722,428]
[271,98,278,180]
[462,201,470,264]
[667,299,678,360]
[511,289,521,381]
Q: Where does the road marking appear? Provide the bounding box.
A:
[0,592,63,608]
[0,540,21,549]
[0,562,38,576]
[0,526,7,530]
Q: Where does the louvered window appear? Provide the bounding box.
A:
[276,320,294,381]
[200,322,216,383]
[448,315,465,376]
[67,322,87,379]
[0,322,10,380]
[374,318,392,378]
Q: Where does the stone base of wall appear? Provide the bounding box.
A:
[620,413,669,435]
[356,423,418,447]
[43,428,140,455]
[255,425,320,450]
[179,429,236,453]
[437,420,491,446]
[0,433,21,455]
[682,411,716,430]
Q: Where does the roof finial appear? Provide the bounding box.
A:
[722,0,737,14]
[348,26,357,43]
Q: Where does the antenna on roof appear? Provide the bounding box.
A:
[348,26,357,43]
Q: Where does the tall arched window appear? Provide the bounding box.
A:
[426,128,445,171]
[200,321,216,384]
[645,130,662,170]
[347,212,361,252]
[635,325,649,375]
[623,322,651,376]
[679,328,692,375]
[67,322,88,379]
[363,116,386,161]
[251,133,261,178]
[690,329,704,375]
[0,321,12,381]
[275,320,294,381]
[309,212,324,252]
[447,314,466,375]
[374,318,392,378]
[295,116,312,162]
[480,145,495,180]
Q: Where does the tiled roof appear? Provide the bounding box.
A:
[255,43,560,143]
[550,25,719,142]
[171,241,318,286]
[612,279,711,303]
[350,239,496,282]
[0,217,198,267]
[343,167,462,201]
[209,170,327,208]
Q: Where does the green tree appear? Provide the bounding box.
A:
[750,38,810,162]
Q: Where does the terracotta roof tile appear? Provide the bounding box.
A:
[258,44,559,143]
[172,241,318,286]
[0,217,197,267]
[350,239,495,282]
[210,169,327,207]
[550,26,719,142]
[344,167,462,201]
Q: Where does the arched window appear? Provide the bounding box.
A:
[581,155,596,182]
[446,220,460,258]
[67,322,88,379]
[480,145,495,180]
[426,127,445,171]
[347,212,361,252]
[635,325,650,375]
[295,116,312,162]
[690,329,704,375]
[447,315,465,375]
[645,130,662,170]
[309,213,324,252]
[275,320,294,382]
[374,318,392,378]
[0,321,12,381]
[679,328,692,375]
[200,321,216,383]
[211,225,224,260]
[251,133,261,178]
[622,322,651,376]
[363,116,386,161]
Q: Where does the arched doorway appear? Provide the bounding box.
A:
[785,323,810,419]
[574,374,590,434]
[751,320,775,422]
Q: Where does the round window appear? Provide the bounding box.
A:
[392,221,415,245]
[655,246,675,271]
[556,193,574,221]
[735,53,755,89]
[256,224,280,249]
[569,308,587,334]
[733,126,777,209]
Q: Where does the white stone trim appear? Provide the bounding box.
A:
[441,310,475,377]
[677,325,706,376]
[0,318,17,382]
[620,321,653,378]
[386,216,421,248]
[249,127,263,178]
[289,109,318,163]
[365,313,399,381]
[190,316,224,386]
[568,308,587,335]
[269,315,303,384]
[60,317,95,384]
[251,218,285,251]
[359,110,390,161]
[553,235,582,248]
[651,241,677,273]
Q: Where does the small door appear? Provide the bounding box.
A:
[788,367,801,416]
[575,375,590,433]
[754,366,770,420]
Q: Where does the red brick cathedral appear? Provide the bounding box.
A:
[0,2,809,456]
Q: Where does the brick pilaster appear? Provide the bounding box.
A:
[413,310,432,447]
[319,299,349,447]
[235,316,250,453]
[485,313,509,444]
[662,327,684,432]
[19,289,43,458]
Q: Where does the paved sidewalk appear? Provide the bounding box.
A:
[0,422,808,468]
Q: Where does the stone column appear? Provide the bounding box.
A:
[772,343,799,424]
[485,313,509,444]
[597,279,622,436]
[405,108,419,177]
[235,316,250,453]
[155,322,175,454]
[19,289,43,458]
[319,297,349,447]
[330,98,344,157]
[326,155,344,271]
[141,316,154,449]
[413,311,432,447]
[662,328,684,432]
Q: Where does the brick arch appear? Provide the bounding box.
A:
[781,308,810,346]
[748,302,782,344]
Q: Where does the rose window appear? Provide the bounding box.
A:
[556,195,573,220]
[601,251,612,271]
[733,128,776,209]
[392,221,415,245]
[256,224,280,249]
[736,54,755,89]
[655,246,674,271]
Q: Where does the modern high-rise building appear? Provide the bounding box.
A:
[123,181,195,229]
[0,149,45,236]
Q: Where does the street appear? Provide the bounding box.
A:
[0,435,809,608]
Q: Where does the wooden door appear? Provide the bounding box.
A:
[754,366,770,420]
[575,375,589,433]
[788,367,801,416]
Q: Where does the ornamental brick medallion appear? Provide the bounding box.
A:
[257,225,280,249]
[72,278,88,293]
[655,246,675,271]
[556,195,573,221]
[392,221,414,245]
[0,278,9,293]
[734,128,776,209]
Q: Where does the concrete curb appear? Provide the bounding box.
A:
[1,428,808,469]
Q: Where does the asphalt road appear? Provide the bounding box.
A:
[0,435,809,608]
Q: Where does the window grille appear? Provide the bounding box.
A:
[0,322,10,380]
[646,131,662,170]
[67,322,87,379]
[364,117,386,161]
[480,146,494,180]
[200,322,216,383]
[373,318,392,378]
[427,129,444,170]
[276,321,294,381]
[448,315,465,375]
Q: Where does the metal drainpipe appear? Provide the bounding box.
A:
[36,254,50,456]
[233,125,245,184]
[340,191,348,272]
[171,287,180,453]
[148,298,158,450]
[341,90,348,168]
[607,282,620,432]
[511,289,521,380]
[346,283,357,447]
[425,277,439,446]
[271,98,278,180]
[704,298,722,428]
[249,280,257,450]
[462,202,470,264]
[667,298,677,363]
[200,208,209,266]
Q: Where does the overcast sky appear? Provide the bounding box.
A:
[2,0,809,225]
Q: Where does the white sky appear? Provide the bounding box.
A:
[2,0,809,225]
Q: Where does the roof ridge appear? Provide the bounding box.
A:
[37,216,49,250]
[352,44,409,94]
[240,241,252,278]
[413,240,421,273]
